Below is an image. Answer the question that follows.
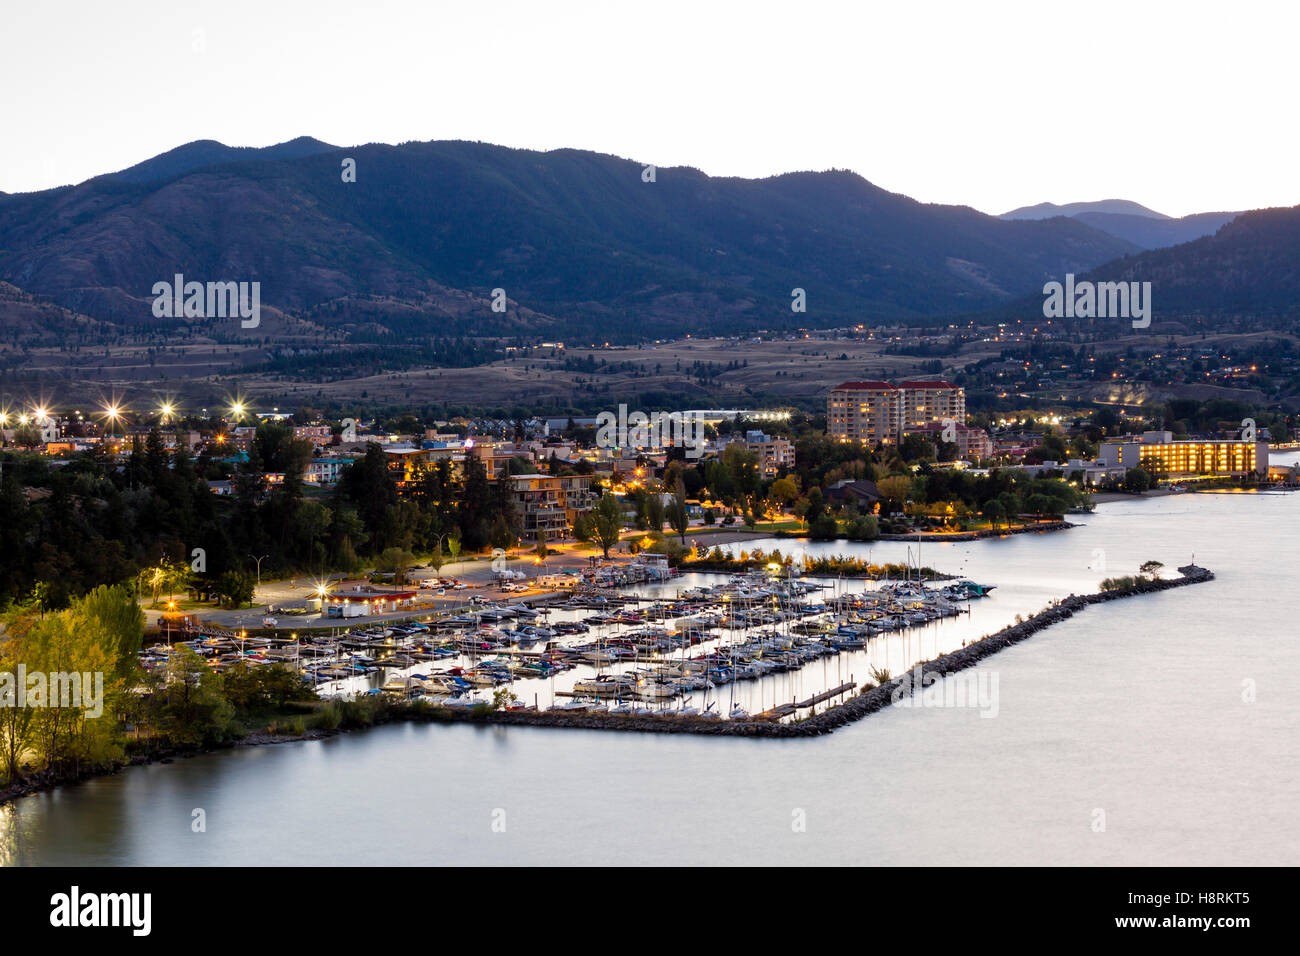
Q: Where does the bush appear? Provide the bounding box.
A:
[808,514,840,540]
[845,515,879,541]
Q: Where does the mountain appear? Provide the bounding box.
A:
[1069,210,1241,250]
[99,136,338,186]
[1002,199,1169,220]
[0,139,1139,344]
[1001,199,1242,250]
[1077,205,1300,315]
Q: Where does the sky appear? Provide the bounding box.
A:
[3,0,1298,217]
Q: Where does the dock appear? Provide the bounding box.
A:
[753,681,857,720]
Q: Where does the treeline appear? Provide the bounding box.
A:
[0,584,323,788]
[0,422,531,611]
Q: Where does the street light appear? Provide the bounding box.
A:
[249,553,269,589]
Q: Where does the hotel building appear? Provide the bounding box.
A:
[1099,431,1268,477]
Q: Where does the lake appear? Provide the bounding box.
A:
[3,483,1298,866]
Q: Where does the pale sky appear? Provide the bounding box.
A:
[3,0,1298,217]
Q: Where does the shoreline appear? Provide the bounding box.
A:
[877,519,1076,542]
[0,565,1214,805]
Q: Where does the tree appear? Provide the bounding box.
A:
[877,475,913,515]
[981,499,1004,530]
[845,514,879,541]
[591,493,624,558]
[1025,493,1055,519]
[146,645,234,747]
[1139,560,1164,579]
[215,570,254,609]
[139,557,191,606]
[12,424,42,449]
[375,547,416,584]
[1124,467,1154,493]
[808,514,839,540]
[667,475,689,543]
[646,492,666,532]
[769,476,799,509]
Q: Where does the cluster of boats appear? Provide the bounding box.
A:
[141,570,996,722]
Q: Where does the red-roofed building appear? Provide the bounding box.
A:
[829,382,901,445]
[828,380,965,445]
[897,381,965,433]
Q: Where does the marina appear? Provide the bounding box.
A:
[139,559,999,722]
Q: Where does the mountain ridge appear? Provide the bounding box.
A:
[0,138,1140,342]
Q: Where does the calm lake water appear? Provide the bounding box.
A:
[4,479,1299,866]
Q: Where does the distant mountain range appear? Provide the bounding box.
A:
[0,141,1294,350]
[0,139,1139,344]
[1003,199,1169,220]
[1000,199,1241,250]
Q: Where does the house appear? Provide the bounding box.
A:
[825,479,882,511]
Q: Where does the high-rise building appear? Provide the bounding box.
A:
[828,380,965,444]
[898,380,965,431]
[828,382,901,444]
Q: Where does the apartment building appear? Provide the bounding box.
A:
[908,421,993,461]
[828,380,966,445]
[828,382,901,444]
[898,380,966,430]
[506,474,595,542]
[714,429,796,477]
[293,424,334,447]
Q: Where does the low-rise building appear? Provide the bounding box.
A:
[305,458,350,485]
[294,424,334,447]
[907,421,993,461]
[716,429,795,477]
[506,473,595,542]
